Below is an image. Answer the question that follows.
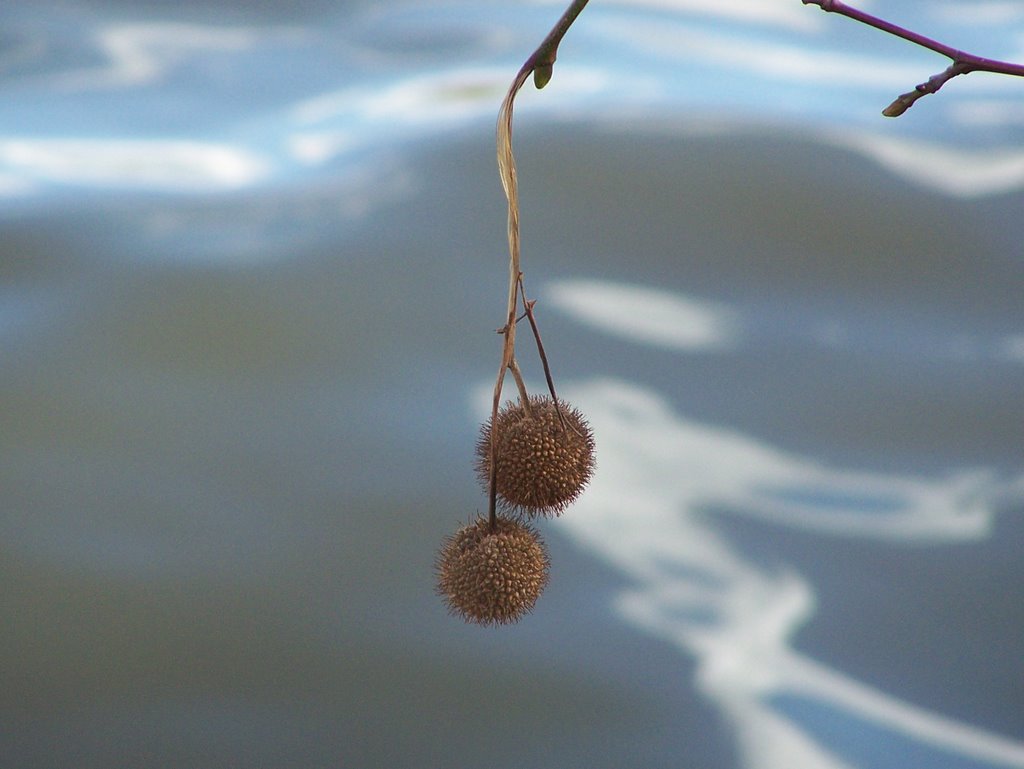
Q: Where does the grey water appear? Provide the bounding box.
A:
[2,2,1023,768]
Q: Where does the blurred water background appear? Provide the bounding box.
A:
[2,1,1023,767]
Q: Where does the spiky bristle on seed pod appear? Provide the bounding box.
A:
[476,395,596,517]
[435,516,550,625]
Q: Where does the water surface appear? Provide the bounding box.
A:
[2,1,1023,767]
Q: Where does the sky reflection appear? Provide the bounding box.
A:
[547,278,1024,367]
[3,0,1024,206]
[0,138,269,192]
[54,23,262,91]
[546,279,741,351]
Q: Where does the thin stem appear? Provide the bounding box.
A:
[488,0,590,531]
[487,437,499,530]
[508,356,532,412]
[803,0,1024,115]
[517,276,569,433]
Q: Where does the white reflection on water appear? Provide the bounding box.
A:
[1000,335,1024,362]
[548,279,1024,367]
[3,0,1024,205]
[949,100,1024,129]
[547,377,1024,769]
[582,0,822,32]
[289,68,509,126]
[287,65,608,144]
[932,2,1024,26]
[55,23,261,90]
[0,138,269,192]
[546,279,740,351]
[588,14,921,89]
[822,130,1024,198]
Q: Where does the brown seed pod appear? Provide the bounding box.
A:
[476,395,596,517]
[435,516,550,626]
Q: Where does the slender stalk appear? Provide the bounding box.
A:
[488,0,590,531]
[517,276,570,434]
[508,356,532,411]
[803,0,1024,116]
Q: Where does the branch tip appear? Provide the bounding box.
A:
[882,98,910,118]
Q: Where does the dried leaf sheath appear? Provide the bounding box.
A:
[489,66,532,527]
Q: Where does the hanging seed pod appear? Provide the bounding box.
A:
[435,516,550,625]
[477,394,595,517]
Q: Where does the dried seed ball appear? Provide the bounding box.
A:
[477,395,596,516]
[436,516,549,626]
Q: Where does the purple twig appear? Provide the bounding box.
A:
[803,0,1024,116]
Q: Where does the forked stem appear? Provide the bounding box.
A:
[488,0,590,531]
[517,276,570,434]
[509,356,532,413]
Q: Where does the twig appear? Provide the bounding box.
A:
[517,275,571,434]
[508,356,533,412]
[488,0,590,531]
[803,0,1024,116]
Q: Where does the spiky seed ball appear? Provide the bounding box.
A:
[476,395,596,517]
[436,516,549,625]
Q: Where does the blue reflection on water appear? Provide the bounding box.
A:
[775,693,1020,769]
[4,0,1024,205]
